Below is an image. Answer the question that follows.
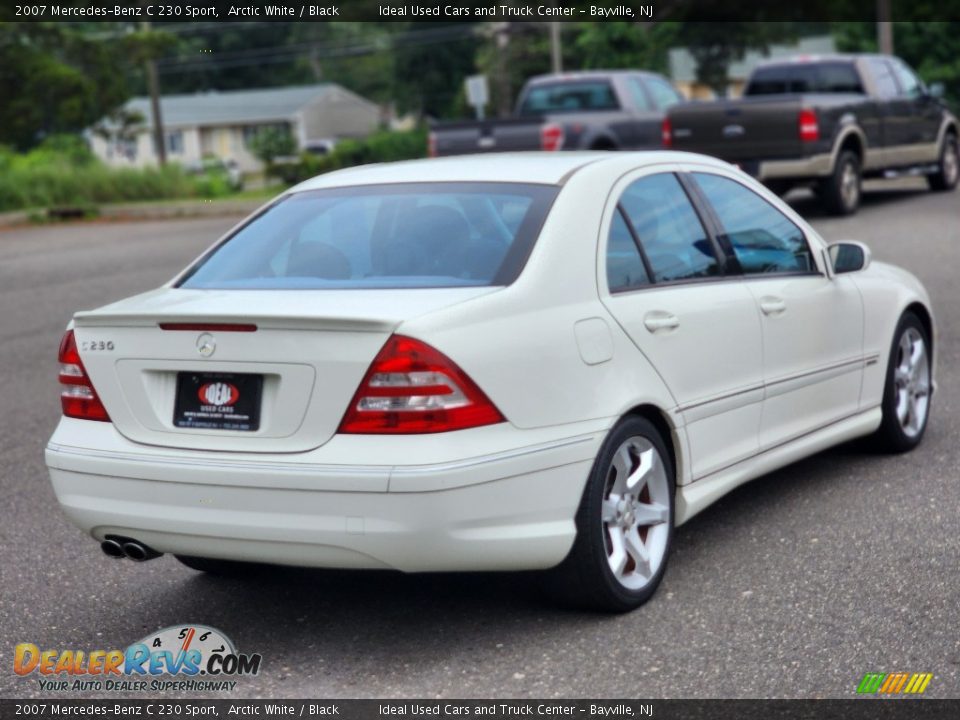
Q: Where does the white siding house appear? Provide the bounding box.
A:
[90,84,382,172]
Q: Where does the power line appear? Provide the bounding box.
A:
[154,24,481,74]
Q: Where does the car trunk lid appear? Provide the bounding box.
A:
[72,287,497,453]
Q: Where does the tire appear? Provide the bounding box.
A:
[927,132,959,192]
[872,312,932,453]
[545,416,675,612]
[175,555,254,576]
[819,150,862,216]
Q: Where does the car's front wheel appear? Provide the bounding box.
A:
[548,416,674,612]
[873,312,932,453]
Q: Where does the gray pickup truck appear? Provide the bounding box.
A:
[666,54,959,214]
[429,70,683,157]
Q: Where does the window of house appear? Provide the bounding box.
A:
[166,131,184,155]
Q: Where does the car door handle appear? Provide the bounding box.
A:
[643,311,680,333]
[759,297,787,316]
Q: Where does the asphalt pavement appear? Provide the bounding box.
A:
[1,180,958,699]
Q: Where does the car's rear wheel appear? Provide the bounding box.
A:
[873,312,932,453]
[820,150,862,215]
[547,416,674,612]
[175,554,253,576]
[927,132,959,192]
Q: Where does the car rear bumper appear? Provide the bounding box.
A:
[45,419,602,572]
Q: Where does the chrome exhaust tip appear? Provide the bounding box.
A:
[100,538,125,559]
[121,540,162,562]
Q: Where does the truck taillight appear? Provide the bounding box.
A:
[427,131,437,158]
[541,123,564,152]
[58,330,110,422]
[338,335,504,434]
[798,108,820,142]
[661,116,673,148]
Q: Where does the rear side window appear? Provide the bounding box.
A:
[624,78,653,111]
[179,183,558,289]
[746,62,863,95]
[606,210,650,292]
[618,173,719,282]
[517,81,620,115]
[692,173,814,275]
[867,58,899,98]
[645,77,682,109]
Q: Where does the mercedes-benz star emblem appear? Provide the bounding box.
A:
[196,333,216,358]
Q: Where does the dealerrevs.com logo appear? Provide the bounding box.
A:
[14,624,262,693]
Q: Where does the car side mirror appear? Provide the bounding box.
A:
[929,82,945,99]
[829,241,872,274]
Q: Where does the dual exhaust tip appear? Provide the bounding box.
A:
[101,536,162,562]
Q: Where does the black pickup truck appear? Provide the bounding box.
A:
[429,70,683,156]
[666,54,959,214]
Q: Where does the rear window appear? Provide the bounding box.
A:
[517,81,620,116]
[745,62,864,95]
[179,183,558,290]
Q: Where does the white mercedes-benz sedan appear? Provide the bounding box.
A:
[45,152,935,611]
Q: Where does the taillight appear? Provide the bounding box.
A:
[661,116,673,148]
[541,123,564,152]
[58,330,110,422]
[798,108,819,142]
[427,131,437,158]
[338,335,504,434]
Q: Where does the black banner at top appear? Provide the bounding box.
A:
[4,0,960,22]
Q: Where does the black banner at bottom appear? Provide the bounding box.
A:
[1,700,959,720]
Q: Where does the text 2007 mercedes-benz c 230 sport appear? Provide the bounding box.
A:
[45,152,936,611]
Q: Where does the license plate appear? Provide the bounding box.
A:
[174,372,263,431]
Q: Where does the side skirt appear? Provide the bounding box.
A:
[674,407,882,525]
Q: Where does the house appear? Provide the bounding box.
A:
[668,35,838,99]
[89,83,382,172]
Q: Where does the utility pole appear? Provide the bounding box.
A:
[549,22,562,74]
[141,19,167,166]
[877,0,894,55]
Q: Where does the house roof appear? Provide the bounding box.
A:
[119,84,353,129]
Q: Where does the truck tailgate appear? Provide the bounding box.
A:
[669,96,804,161]
[432,118,544,156]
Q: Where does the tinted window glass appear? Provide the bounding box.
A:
[180,183,557,289]
[518,82,620,115]
[625,78,652,111]
[606,210,649,292]
[868,58,899,98]
[693,173,814,275]
[746,62,863,95]
[645,77,682,109]
[890,59,922,97]
[619,174,719,282]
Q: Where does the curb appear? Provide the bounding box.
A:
[0,198,269,229]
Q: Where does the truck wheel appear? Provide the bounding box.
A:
[927,132,959,191]
[820,150,861,216]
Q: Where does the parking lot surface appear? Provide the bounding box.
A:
[1,180,958,698]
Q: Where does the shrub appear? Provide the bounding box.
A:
[272,127,428,184]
